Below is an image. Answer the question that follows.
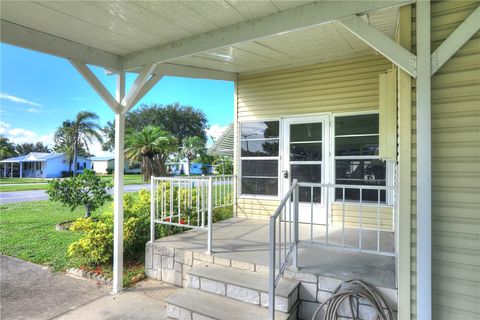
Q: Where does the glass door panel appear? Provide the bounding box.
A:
[283,116,330,224]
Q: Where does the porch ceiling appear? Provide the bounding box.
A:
[1,1,403,76]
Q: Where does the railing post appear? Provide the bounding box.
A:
[206,176,213,255]
[269,216,276,320]
[292,180,299,271]
[150,177,155,243]
[233,175,237,217]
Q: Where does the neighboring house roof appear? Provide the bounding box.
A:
[208,123,234,157]
[91,156,115,161]
[1,152,90,163]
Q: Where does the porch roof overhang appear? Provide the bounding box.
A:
[4,2,478,316]
[0,0,412,79]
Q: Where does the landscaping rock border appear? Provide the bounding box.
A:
[67,268,112,285]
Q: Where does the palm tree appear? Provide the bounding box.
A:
[53,121,75,172]
[179,136,206,175]
[70,111,103,176]
[125,126,177,181]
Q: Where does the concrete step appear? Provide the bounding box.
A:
[187,263,299,313]
[165,288,295,320]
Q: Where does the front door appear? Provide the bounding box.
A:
[282,116,330,224]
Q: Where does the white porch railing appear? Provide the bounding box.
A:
[297,182,397,256]
[268,182,397,319]
[269,180,299,320]
[150,175,235,254]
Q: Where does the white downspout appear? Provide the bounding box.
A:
[416,1,432,319]
[112,72,125,294]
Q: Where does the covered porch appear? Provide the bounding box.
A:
[3,0,479,318]
[0,158,45,178]
[148,217,395,289]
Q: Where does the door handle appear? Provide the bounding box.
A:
[283,170,289,179]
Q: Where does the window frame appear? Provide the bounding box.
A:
[239,119,281,199]
[332,111,394,205]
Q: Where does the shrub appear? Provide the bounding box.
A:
[48,169,112,218]
[106,167,114,174]
[68,186,233,267]
[67,190,184,266]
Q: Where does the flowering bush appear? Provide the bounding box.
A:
[68,190,179,266]
[68,187,233,267]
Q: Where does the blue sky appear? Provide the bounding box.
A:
[0,43,234,156]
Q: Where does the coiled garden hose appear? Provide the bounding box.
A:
[311,279,396,320]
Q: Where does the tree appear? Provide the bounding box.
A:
[0,136,16,160]
[125,126,177,181]
[102,103,208,152]
[212,156,233,175]
[179,136,206,175]
[47,169,112,218]
[54,120,89,172]
[54,112,102,176]
[70,111,103,177]
[15,142,50,155]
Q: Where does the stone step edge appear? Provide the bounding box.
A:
[187,262,300,298]
[187,272,299,313]
[165,288,292,320]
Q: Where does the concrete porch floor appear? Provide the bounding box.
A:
[152,218,396,289]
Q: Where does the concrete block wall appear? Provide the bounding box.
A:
[145,242,397,320]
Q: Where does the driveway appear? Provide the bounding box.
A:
[0,184,149,204]
[0,255,178,320]
[0,255,109,320]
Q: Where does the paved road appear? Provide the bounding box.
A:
[0,184,149,204]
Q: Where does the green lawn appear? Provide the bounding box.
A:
[0,177,50,184]
[0,200,111,271]
[100,174,145,185]
[0,174,146,192]
[0,184,51,192]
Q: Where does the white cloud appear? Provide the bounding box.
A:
[0,121,54,146]
[0,92,42,107]
[207,124,229,140]
[0,122,113,157]
[88,138,113,157]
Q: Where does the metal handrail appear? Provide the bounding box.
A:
[296,182,397,256]
[269,179,299,320]
[150,175,236,254]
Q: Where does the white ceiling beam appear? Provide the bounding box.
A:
[121,0,412,70]
[338,14,417,78]
[124,74,163,113]
[152,63,236,81]
[69,59,120,113]
[121,63,157,111]
[1,20,120,70]
[431,5,480,75]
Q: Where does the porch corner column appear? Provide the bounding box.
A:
[112,72,125,294]
[416,1,432,319]
[19,162,23,178]
[3,164,6,178]
[11,163,13,178]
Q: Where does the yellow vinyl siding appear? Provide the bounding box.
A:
[236,198,279,219]
[236,54,390,218]
[330,204,393,231]
[411,1,480,318]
